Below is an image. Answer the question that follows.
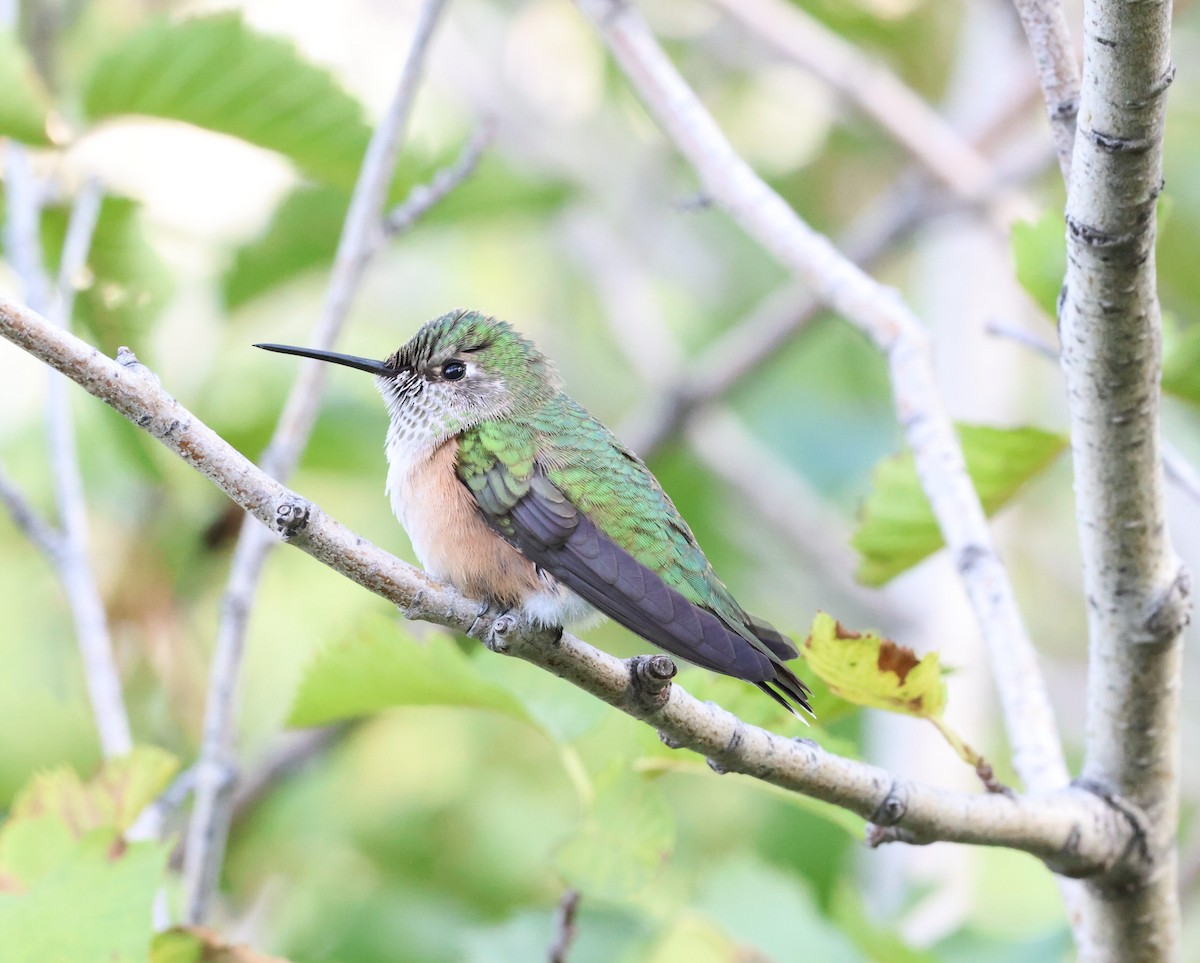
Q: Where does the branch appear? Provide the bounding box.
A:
[548,890,581,963]
[383,120,493,237]
[2,146,132,758]
[986,318,1200,508]
[1058,0,1185,952]
[709,0,994,200]
[1008,0,1081,179]
[622,94,1050,461]
[183,0,453,925]
[0,297,1139,877]
[0,462,65,561]
[572,0,1068,801]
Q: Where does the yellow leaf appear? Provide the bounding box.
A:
[9,746,179,837]
[801,612,945,720]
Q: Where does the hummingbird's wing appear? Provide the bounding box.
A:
[459,440,812,715]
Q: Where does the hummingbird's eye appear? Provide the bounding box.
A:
[442,360,467,381]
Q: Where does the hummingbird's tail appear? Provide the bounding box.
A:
[745,615,813,717]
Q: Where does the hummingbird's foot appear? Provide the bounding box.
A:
[275,498,311,540]
[467,600,520,653]
[627,654,677,710]
[485,611,521,654]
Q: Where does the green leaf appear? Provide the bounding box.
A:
[0,828,169,963]
[1011,211,1065,318]
[554,768,675,901]
[852,424,1067,586]
[288,617,535,728]
[0,30,53,144]
[1162,321,1200,406]
[223,185,346,309]
[82,13,373,190]
[39,195,174,346]
[222,157,573,309]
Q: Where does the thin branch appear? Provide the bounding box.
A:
[0,462,65,561]
[573,0,1068,801]
[623,102,1052,461]
[1058,0,1183,952]
[183,0,453,925]
[548,889,581,963]
[710,0,994,201]
[1008,0,1080,180]
[383,120,494,237]
[0,298,1139,878]
[3,148,132,758]
[229,725,354,824]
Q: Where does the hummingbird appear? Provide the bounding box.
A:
[257,309,812,715]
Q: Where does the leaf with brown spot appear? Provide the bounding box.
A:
[802,613,1010,788]
[151,926,295,962]
[802,612,946,720]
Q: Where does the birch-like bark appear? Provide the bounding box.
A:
[0,296,1139,875]
[1059,0,1185,956]
[1009,0,1081,178]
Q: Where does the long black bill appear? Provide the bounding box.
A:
[254,343,394,376]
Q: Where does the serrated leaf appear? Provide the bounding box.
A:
[0,30,53,144]
[82,13,373,190]
[1162,322,1200,406]
[554,768,675,901]
[153,926,294,963]
[8,746,179,838]
[852,424,1067,585]
[0,828,169,963]
[288,617,534,728]
[801,612,945,720]
[1011,211,1065,318]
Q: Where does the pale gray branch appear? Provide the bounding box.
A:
[1009,0,1080,179]
[710,0,994,201]
[573,0,1068,804]
[0,462,65,562]
[183,0,452,925]
[384,120,493,238]
[0,297,1140,878]
[3,150,132,759]
[1058,0,1184,952]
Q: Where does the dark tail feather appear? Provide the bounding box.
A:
[759,662,814,718]
[747,613,800,661]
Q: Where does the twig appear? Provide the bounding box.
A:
[383,120,494,237]
[0,463,65,562]
[183,0,453,925]
[3,146,132,759]
[1057,0,1184,953]
[623,110,1051,461]
[548,889,581,963]
[986,318,1200,507]
[710,0,993,201]
[1008,0,1080,179]
[229,725,353,824]
[0,299,1140,878]
[573,0,1068,799]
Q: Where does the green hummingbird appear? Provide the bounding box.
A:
[257,309,812,715]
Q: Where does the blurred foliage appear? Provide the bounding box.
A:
[0,751,175,962]
[5,0,1198,960]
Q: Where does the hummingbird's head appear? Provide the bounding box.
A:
[256,309,559,449]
